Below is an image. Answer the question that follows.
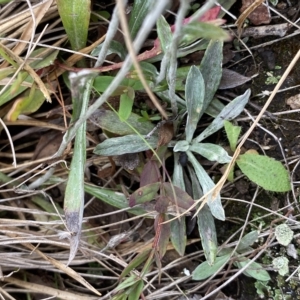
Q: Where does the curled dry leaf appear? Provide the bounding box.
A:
[286,94,300,109]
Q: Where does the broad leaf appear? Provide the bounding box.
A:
[236,153,291,192]
[192,253,231,280]
[119,88,135,121]
[235,259,271,281]
[93,135,158,156]
[128,280,144,300]
[224,120,241,152]
[185,66,205,142]
[174,140,190,152]
[57,0,90,51]
[156,15,172,53]
[195,89,250,143]
[189,142,232,164]
[129,182,160,206]
[162,182,195,211]
[237,231,259,253]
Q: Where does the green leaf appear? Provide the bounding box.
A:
[170,218,186,256]
[185,65,205,142]
[128,280,144,300]
[93,134,158,156]
[57,0,90,51]
[29,48,59,69]
[129,0,155,40]
[235,259,271,281]
[119,88,135,121]
[84,184,147,216]
[224,120,241,152]
[187,151,225,221]
[192,253,231,280]
[197,204,218,265]
[195,89,250,143]
[156,15,172,52]
[89,109,154,135]
[181,22,230,46]
[64,71,94,264]
[116,275,139,291]
[6,84,47,120]
[237,231,259,253]
[189,142,231,164]
[120,249,152,280]
[172,152,185,190]
[236,153,291,192]
[199,40,223,115]
[173,140,190,152]
[129,182,160,206]
[94,76,144,93]
[91,40,127,60]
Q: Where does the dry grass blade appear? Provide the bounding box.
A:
[235,0,264,35]
[3,277,99,300]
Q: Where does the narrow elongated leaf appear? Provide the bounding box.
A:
[89,109,154,135]
[173,152,185,190]
[129,0,155,39]
[57,0,90,51]
[189,142,232,164]
[198,204,218,265]
[93,135,158,156]
[64,71,94,264]
[120,249,152,280]
[236,153,291,192]
[170,218,186,256]
[155,214,170,260]
[195,89,250,143]
[129,280,144,300]
[187,151,225,220]
[235,259,271,281]
[192,253,231,280]
[185,66,205,142]
[156,15,172,52]
[84,184,147,216]
[189,165,217,264]
[199,40,223,115]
